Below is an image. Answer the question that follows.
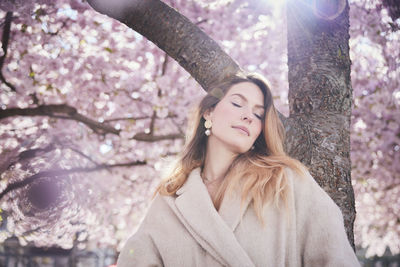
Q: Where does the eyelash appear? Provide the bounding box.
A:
[231,102,263,120]
[232,102,241,108]
[255,114,263,120]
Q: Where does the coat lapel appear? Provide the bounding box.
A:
[218,178,253,232]
[165,168,255,267]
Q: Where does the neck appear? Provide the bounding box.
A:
[202,136,238,183]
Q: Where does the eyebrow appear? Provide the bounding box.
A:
[230,93,265,109]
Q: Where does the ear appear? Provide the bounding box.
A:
[203,108,213,121]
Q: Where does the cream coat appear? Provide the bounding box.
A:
[117,168,360,267]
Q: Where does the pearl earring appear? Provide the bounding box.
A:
[204,119,212,136]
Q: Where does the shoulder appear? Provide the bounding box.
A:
[285,167,334,200]
[284,167,342,216]
[120,195,176,248]
[117,195,179,266]
[139,194,176,229]
[283,169,359,266]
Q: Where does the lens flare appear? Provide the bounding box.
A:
[312,0,347,20]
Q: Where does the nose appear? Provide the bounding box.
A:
[241,109,253,123]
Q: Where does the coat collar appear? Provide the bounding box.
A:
[166,167,254,267]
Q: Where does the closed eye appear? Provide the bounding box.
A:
[254,113,263,120]
[231,102,241,107]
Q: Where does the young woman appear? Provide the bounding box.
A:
[117,72,360,267]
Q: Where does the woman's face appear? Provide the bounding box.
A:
[204,82,265,154]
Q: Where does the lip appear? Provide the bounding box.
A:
[232,126,250,136]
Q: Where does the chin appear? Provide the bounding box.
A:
[232,145,252,155]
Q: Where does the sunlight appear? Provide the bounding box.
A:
[259,0,286,17]
[285,0,347,20]
[267,0,286,10]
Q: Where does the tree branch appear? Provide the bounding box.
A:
[132,132,183,142]
[18,143,57,160]
[383,182,400,192]
[0,11,16,92]
[0,104,121,135]
[0,142,114,177]
[103,115,150,122]
[0,104,185,142]
[0,143,58,175]
[66,146,101,167]
[87,0,240,91]
[149,111,157,134]
[161,52,169,76]
[103,114,177,122]
[0,160,146,201]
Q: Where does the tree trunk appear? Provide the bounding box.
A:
[285,0,356,248]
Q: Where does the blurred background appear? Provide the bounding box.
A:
[0,0,399,266]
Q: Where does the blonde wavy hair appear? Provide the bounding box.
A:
[154,72,306,225]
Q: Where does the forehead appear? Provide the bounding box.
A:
[226,82,264,105]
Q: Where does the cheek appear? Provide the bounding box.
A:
[252,121,262,137]
[256,123,263,136]
[253,117,264,137]
[214,102,239,120]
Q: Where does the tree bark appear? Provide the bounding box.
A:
[285,0,356,248]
